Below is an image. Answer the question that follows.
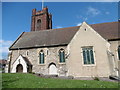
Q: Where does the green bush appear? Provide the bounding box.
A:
[93,77,100,81]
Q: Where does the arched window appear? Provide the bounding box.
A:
[59,49,65,63]
[118,46,120,60]
[39,50,44,64]
[37,19,41,28]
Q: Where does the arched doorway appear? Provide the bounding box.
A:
[16,64,23,73]
[49,63,58,75]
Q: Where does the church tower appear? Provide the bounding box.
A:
[31,7,52,31]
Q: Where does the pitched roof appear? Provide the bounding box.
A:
[10,21,119,50]
[91,22,119,40]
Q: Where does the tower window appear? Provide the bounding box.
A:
[37,19,41,29]
[118,46,120,60]
[82,47,95,64]
[59,49,65,63]
[39,50,44,64]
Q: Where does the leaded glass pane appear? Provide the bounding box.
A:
[40,52,44,64]
[86,50,90,64]
[90,50,94,64]
[82,47,94,65]
[42,53,44,63]
[59,50,65,63]
[59,52,62,62]
[61,52,64,62]
[63,51,65,62]
[83,50,87,64]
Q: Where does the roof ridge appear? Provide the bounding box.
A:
[26,21,118,33]
[25,26,80,33]
[90,21,118,26]
[9,32,25,50]
[52,26,80,30]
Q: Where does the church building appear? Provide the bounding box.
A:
[6,7,120,78]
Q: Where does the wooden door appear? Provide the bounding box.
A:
[16,64,23,73]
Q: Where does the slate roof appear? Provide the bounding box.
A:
[10,21,119,50]
[91,22,119,40]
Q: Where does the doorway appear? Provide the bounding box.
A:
[49,63,57,75]
[16,64,23,73]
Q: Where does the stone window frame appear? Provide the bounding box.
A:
[59,48,66,63]
[81,46,96,66]
[39,50,45,64]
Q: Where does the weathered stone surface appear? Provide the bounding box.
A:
[10,46,67,76]
[8,22,120,78]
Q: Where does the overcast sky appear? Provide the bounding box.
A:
[1,2,118,59]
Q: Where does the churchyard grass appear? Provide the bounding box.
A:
[2,73,118,88]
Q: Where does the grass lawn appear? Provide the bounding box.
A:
[2,73,119,88]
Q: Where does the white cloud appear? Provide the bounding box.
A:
[0,47,9,53]
[87,7,101,16]
[77,22,82,26]
[56,26,63,28]
[76,15,88,22]
[0,39,13,54]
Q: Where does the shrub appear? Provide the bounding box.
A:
[93,77,99,81]
[30,72,35,74]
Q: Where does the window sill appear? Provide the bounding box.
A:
[83,64,96,67]
[38,64,46,66]
[58,63,66,65]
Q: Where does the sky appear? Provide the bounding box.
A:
[1,2,119,59]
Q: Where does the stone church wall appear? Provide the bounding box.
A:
[109,41,120,76]
[10,46,67,76]
[66,22,112,78]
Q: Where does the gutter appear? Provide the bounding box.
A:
[9,44,68,50]
[108,38,120,41]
